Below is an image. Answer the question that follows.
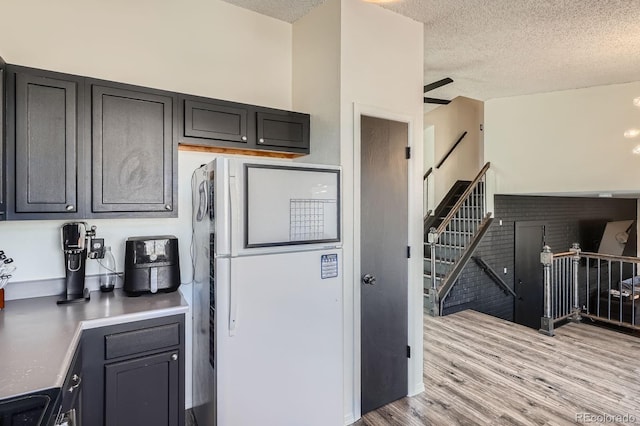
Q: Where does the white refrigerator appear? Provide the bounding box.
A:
[192,157,343,426]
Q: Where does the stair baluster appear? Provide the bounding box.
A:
[424,162,493,316]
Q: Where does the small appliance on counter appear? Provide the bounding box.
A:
[0,250,16,310]
[59,222,105,305]
[123,236,181,296]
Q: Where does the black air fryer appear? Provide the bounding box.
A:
[124,236,181,296]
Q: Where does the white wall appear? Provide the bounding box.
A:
[424,96,484,206]
[0,0,292,109]
[291,1,424,422]
[485,81,640,195]
[292,0,341,166]
[340,0,424,422]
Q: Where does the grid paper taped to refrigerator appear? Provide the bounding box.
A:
[289,199,336,241]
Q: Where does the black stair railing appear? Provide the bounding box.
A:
[423,167,433,224]
[472,256,516,297]
[436,131,467,170]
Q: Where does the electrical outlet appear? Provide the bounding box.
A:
[90,238,105,259]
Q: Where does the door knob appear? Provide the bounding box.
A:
[362,274,376,286]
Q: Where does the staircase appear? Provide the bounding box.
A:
[424,162,493,316]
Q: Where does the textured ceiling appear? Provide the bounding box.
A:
[222,0,640,102]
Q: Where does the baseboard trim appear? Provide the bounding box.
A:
[344,412,357,425]
[409,382,425,397]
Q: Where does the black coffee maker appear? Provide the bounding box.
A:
[58,222,103,305]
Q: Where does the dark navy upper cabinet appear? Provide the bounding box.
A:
[256,109,310,153]
[0,59,310,222]
[5,66,86,220]
[181,96,249,146]
[4,66,178,220]
[179,95,310,155]
[90,82,177,217]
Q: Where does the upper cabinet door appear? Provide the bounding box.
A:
[181,97,249,146]
[14,72,81,214]
[256,110,310,153]
[92,84,176,215]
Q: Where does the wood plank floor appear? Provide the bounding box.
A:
[354,310,640,426]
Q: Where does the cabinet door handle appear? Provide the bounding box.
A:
[241,136,247,141]
[259,138,265,143]
[171,353,178,361]
[68,374,81,393]
[165,204,172,211]
[65,205,74,211]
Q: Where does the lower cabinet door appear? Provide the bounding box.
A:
[104,350,180,426]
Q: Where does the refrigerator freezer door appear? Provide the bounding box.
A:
[216,249,343,426]
[229,160,341,255]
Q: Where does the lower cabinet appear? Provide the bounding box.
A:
[104,350,181,426]
[82,315,185,426]
[52,346,83,426]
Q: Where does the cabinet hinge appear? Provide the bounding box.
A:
[407,345,411,358]
[407,246,411,258]
[405,147,411,159]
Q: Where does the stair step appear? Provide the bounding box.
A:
[423,242,464,249]
[423,274,444,291]
[424,258,455,265]
[424,259,454,276]
[424,246,464,261]
[435,233,473,247]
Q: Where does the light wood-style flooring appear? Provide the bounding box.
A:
[355,310,640,425]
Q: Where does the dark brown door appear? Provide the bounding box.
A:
[360,115,409,414]
[92,84,175,214]
[515,222,545,329]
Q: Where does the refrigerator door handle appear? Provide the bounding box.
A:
[229,272,238,336]
[229,174,240,258]
[229,173,240,336]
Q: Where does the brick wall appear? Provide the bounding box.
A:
[442,195,637,320]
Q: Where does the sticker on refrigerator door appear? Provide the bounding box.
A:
[321,254,338,279]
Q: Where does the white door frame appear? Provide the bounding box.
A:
[350,102,424,422]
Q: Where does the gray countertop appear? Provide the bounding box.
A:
[0,289,188,400]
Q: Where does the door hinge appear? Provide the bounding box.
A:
[407,246,411,258]
[406,345,411,358]
[405,146,411,159]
